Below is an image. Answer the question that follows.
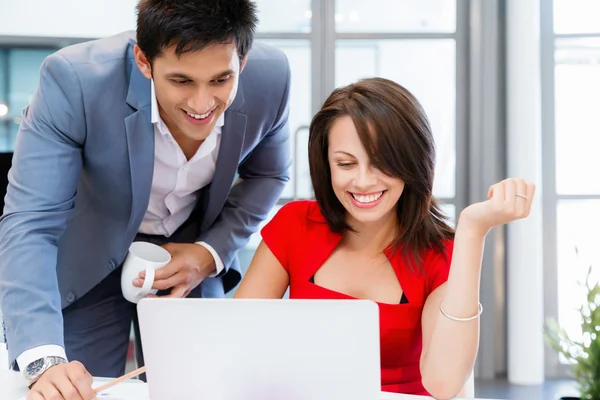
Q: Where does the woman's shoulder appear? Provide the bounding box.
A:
[261,200,332,268]
[276,200,326,223]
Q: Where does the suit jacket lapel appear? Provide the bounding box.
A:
[201,111,247,231]
[124,51,154,234]
[201,82,247,231]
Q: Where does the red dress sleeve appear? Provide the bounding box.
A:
[426,239,454,295]
[260,201,308,272]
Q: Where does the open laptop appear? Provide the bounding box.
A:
[137,298,381,400]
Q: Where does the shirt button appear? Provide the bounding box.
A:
[108,260,116,271]
[66,292,76,303]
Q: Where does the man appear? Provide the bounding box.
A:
[0,0,291,398]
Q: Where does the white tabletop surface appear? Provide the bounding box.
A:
[1,370,148,400]
[1,369,498,400]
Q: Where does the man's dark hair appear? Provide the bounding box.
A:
[136,0,258,62]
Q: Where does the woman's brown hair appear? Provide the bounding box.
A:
[308,77,454,272]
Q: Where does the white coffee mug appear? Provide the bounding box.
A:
[121,241,171,304]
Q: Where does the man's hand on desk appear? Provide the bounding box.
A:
[27,361,94,400]
[133,243,216,298]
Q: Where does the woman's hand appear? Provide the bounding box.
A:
[459,178,535,236]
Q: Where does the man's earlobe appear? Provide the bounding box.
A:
[134,44,153,80]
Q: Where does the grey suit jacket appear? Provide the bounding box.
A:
[0,31,291,366]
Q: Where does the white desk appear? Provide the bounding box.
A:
[1,370,497,400]
[1,371,148,400]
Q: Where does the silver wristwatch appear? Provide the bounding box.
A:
[23,356,68,386]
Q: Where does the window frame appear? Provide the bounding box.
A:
[540,0,600,378]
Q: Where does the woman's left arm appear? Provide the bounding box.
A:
[419,178,535,399]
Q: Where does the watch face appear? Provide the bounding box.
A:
[26,358,45,377]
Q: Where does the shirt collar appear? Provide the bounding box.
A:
[150,80,224,136]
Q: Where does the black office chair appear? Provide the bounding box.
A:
[0,152,12,213]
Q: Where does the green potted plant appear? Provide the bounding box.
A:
[544,258,600,400]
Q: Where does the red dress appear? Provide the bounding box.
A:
[260,200,453,396]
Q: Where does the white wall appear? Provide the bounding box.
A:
[1,0,138,38]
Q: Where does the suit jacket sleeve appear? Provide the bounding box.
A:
[197,56,292,293]
[0,53,86,366]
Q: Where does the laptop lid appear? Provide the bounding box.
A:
[137,298,381,400]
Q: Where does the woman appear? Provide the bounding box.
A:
[234,77,534,398]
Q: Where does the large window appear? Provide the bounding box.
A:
[0,48,55,151]
[334,0,456,33]
[542,0,600,377]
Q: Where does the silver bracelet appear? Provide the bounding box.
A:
[439,302,483,322]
